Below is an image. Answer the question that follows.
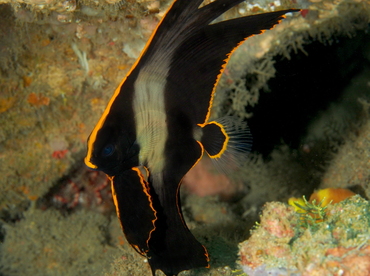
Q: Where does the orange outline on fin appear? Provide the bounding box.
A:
[131,166,158,252]
[198,121,229,159]
[201,13,292,125]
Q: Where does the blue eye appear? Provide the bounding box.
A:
[102,144,115,157]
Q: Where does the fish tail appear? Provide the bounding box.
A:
[199,116,252,174]
[148,232,208,276]
[147,179,209,276]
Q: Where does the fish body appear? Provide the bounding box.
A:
[85,1,297,275]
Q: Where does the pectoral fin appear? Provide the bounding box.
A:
[111,166,157,255]
[199,116,252,173]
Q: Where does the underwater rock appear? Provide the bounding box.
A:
[0,0,370,275]
[320,115,370,198]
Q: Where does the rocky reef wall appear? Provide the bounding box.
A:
[0,0,369,275]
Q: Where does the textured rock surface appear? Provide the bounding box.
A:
[0,0,370,275]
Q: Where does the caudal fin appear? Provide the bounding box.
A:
[147,174,209,276]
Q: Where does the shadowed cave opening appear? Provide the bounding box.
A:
[247,28,370,159]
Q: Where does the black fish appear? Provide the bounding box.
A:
[84,0,297,275]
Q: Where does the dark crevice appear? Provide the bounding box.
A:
[248,29,370,158]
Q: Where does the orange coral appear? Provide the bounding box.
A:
[28,92,50,107]
[22,75,32,87]
[289,188,356,213]
[52,149,68,159]
[0,97,16,113]
[309,188,356,206]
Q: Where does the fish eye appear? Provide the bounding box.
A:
[102,144,115,157]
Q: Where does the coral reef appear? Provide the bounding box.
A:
[0,0,370,275]
[239,196,370,276]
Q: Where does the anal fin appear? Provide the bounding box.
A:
[111,167,157,255]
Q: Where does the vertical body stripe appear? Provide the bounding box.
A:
[133,67,169,174]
